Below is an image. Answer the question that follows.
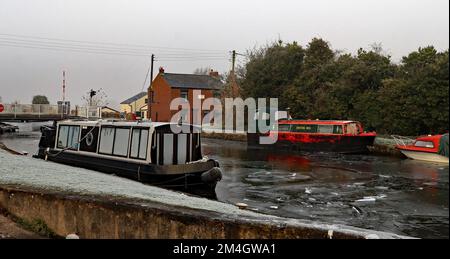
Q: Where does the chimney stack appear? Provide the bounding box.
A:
[209,69,219,78]
[159,67,165,74]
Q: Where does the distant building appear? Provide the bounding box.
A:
[120,92,148,119]
[147,67,223,122]
[101,106,121,119]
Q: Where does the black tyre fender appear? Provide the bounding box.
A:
[201,167,223,183]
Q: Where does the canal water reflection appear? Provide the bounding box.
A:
[203,138,449,239]
[1,124,448,238]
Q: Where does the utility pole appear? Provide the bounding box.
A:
[147,54,155,119]
[230,50,239,98]
[150,54,155,88]
[231,50,236,76]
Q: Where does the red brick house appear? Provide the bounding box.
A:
[147,68,223,123]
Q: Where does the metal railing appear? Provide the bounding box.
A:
[0,103,102,119]
[74,106,102,119]
[391,135,415,146]
[0,104,61,118]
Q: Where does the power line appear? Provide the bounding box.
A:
[156,56,229,59]
[0,37,228,56]
[0,41,151,57]
[140,64,151,92]
[0,33,227,53]
[0,41,231,62]
[156,57,229,61]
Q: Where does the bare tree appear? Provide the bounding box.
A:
[81,88,108,107]
[193,67,212,75]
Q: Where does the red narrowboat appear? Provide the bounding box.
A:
[247,120,377,154]
[395,134,449,163]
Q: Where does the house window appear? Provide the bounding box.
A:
[149,91,155,103]
[181,89,188,100]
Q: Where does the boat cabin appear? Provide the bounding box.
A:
[54,120,202,165]
[274,120,366,135]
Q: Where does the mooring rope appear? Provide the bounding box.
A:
[45,122,101,159]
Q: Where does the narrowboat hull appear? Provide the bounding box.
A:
[34,148,222,196]
[248,133,376,154]
[398,150,449,164]
[34,121,223,197]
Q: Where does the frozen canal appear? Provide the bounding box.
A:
[1,123,448,238]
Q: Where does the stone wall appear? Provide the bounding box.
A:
[0,185,409,239]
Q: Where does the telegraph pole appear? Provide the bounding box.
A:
[231,50,236,76]
[150,54,155,88]
[230,50,238,97]
[147,54,155,119]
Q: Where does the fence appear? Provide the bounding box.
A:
[0,103,102,119]
[74,106,102,119]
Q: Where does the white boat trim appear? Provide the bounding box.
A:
[400,150,449,164]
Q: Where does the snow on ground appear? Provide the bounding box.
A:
[0,150,261,218]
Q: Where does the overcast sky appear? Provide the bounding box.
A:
[0,0,448,107]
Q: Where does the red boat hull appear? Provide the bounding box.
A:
[248,133,376,154]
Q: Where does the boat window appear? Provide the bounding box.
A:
[130,128,149,160]
[177,134,188,164]
[99,127,115,154]
[346,123,359,135]
[277,124,291,132]
[317,125,334,134]
[130,129,140,158]
[291,124,318,133]
[67,126,80,150]
[333,125,343,134]
[163,134,174,165]
[113,128,130,156]
[57,125,80,149]
[57,125,69,148]
[414,141,434,148]
[139,129,149,159]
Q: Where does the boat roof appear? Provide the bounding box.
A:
[277,119,357,125]
[57,119,197,128]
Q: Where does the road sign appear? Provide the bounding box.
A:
[0,104,4,113]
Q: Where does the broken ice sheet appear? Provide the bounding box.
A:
[355,197,376,203]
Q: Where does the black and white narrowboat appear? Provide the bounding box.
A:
[34,120,222,194]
